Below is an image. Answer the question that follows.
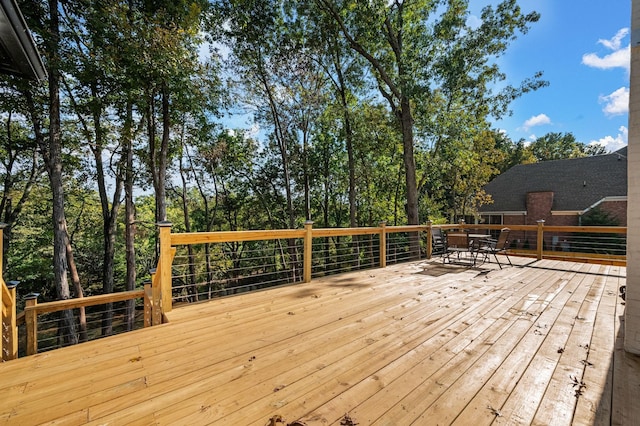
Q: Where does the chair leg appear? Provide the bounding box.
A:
[493,252,503,269]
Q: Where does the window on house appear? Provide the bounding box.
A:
[480,214,503,238]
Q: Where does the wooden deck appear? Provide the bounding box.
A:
[1,258,638,425]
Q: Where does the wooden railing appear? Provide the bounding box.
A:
[0,220,627,359]
[445,221,627,266]
[19,288,153,356]
[157,220,627,313]
[1,223,19,361]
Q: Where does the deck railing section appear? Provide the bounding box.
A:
[1,224,19,361]
[2,281,19,361]
[19,289,152,356]
[0,220,627,359]
[164,222,430,310]
[465,222,627,265]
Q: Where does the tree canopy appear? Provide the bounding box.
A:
[0,0,609,311]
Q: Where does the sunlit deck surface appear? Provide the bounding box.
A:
[1,258,638,425]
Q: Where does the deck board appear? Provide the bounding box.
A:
[0,258,637,425]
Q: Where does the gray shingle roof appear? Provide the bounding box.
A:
[479,147,627,213]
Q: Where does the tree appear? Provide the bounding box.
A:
[529,132,586,161]
[315,0,543,228]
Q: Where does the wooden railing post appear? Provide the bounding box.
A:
[0,222,5,360]
[536,220,545,260]
[149,265,161,325]
[304,221,314,283]
[426,221,433,259]
[143,281,152,328]
[3,281,19,361]
[158,222,173,318]
[25,293,39,356]
[379,221,387,268]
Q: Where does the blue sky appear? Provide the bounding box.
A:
[484,0,630,151]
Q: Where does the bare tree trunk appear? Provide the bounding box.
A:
[178,128,197,301]
[256,52,298,281]
[65,235,87,342]
[399,97,421,259]
[47,0,77,346]
[157,86,170,223]
[124,100,137,331]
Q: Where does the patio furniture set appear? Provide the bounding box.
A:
[432,227,512,268]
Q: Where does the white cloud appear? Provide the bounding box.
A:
[599,87,629,116]
[521,114,551,131]
[589,126,628,152]
[598,28,629,51]
[582,28,630,71]
[582,48,630,71]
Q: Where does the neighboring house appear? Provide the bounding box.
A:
[0,0,46,80]
[478,147,628,234]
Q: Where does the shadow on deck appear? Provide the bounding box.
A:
[1,257,638,425]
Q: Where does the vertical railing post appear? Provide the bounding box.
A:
[143,281,152,328]
[536,220,545,260]
[25,293,39,356]
[3,281,19,360]
[149,267,160,325]
[426,221,433,259]
[303,221,314,283]
[158,222,173,318]
[379,221,387,268]
[0,222,5,360]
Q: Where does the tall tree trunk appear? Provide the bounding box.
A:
[47,0,77,346]
[157,86,170,223]
[399,97,421,259]
[0,112,41,272]
[333,50,357,228]
[65,234,87,342]
[179,129,197,302]
[256,52,298,281]
[124,100,137,331]
[86,84,123,337]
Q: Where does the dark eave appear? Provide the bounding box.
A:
[0,0,46,81]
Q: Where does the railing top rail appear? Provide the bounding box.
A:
[313,227,381,237]
[385,225,429,233]
[168,224,628,247]
[541,225,627,233]
[24,289,145,315]
[434,224,628,234]
[170,229,306,246]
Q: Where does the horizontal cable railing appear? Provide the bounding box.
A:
[170,238,305,303]
[17,288,151,356]
[1,220,627,359]
[311,234,379,278]
[467,224,628,265]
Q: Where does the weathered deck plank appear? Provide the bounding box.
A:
[0,258,635,426]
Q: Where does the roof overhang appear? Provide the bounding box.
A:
[579,196,628,215]
[0,0,46,80]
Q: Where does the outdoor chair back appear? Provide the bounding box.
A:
[478,227,512,269]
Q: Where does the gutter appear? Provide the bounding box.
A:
[0,0,47,80]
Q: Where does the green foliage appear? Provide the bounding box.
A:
[581,207,620,227]
[0,0,560,305]
[528,132,603,162]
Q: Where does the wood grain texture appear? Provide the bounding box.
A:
[0,258,632,426]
